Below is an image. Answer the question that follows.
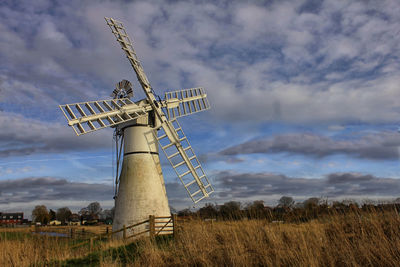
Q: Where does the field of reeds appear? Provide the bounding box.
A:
[1,209,400,266]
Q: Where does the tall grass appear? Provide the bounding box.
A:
[131,210,400,266]
[1,210,400,266]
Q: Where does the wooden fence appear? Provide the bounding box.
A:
[70,214,177,249]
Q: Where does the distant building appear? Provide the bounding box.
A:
[81,214,99,225]
[68,213,81,226]
[0,212,24,225]
[49,220,62,226]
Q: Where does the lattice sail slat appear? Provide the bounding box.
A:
[164,87,210,120]
[105,17,153,94]
[156,118,214,203]
[59,98,147,136]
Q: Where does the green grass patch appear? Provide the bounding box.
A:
[55,235,174,266]
[0,231,33,241]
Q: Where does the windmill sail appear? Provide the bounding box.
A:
[59,98,148,136]
[105,18,156,102]
[164,87,210,120]
[156,119,214,203]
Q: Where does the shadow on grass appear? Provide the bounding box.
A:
[56,235,174,267]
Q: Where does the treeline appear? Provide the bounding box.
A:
[32,202,114,225]
[178,196,400,222]
[31,196,400,225]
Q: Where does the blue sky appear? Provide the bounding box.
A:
[1,0,400,216]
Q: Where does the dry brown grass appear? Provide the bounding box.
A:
[0,233,84,266]
[0,226,108,266]
[1,211,400,266]
[131,211,400,267]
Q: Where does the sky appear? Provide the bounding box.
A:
[1,0,400,217]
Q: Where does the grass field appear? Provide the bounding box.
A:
[1,210,400,266]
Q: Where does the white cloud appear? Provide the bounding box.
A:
[216,171,400,200]
[220,131,400,160]
[1,0,400,157]
[0,111,112,157]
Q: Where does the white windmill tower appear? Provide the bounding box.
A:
[59,18,214,237]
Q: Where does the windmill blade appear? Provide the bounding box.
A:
[155,118,214,203]
[105,18,153,96]
[163,87,210,120]
[59,98,150,136]
[105,18,175,124]
[105,17,168,126]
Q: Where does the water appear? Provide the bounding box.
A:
[34,231,69,237]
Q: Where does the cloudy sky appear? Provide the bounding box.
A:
[1,0,400,217]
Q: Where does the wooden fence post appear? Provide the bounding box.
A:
[172,214,178,239]
[123,224,126,240]
[149,215,155,239]
[70,228,74,238]
[89,237,93,251]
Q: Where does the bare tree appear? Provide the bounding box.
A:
[219,201,242,219]
[87,202,102,215]
[49,209,56,221]
[198,203,218,218]
[246,200,265,218]
[56,207,72,224]
[32,205,50,224]
[100,209,114,221]
[79,207,89,217]
[178,208,193,217]
[278,196,295,208]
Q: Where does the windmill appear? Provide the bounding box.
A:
[59,18,214,237]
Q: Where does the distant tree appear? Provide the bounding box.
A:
[32,205,50,224]
[170,206,177,214]
[100,209,114,221]
[278,196,295,208]
[49,209,56,221]
[304,197,320,210]
[342,199,358,207]
[219,201,242,220]
[56,207,72,224]
[250,200,265,209]
[246,200,265,218]
[362,203,376,212]
[87,202,102,215]
[363,199,377,205]
[111,207,115,218]
[295,202,304,209]
[319,198,329,208]
[178,208,193,217]
[79,207,89,217]
[198,203,218,218]
[332,201,347,210]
